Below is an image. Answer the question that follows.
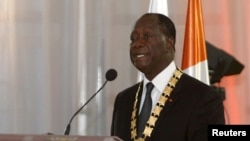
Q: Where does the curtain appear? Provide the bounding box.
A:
[0,0,249,137]
[0,0,149,135]
[0,0,80,134]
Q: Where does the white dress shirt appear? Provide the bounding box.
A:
[139,61,176,113]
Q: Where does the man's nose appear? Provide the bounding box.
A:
[131,38,145,48]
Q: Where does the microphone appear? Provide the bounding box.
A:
[64,68,117,135]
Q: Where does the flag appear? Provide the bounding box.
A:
[181,0,210,85]
[148,0,169,16]
[137,0,169,81]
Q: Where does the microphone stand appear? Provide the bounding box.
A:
[64,80,108,135]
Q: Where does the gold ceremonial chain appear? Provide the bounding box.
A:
[130,68,183,141]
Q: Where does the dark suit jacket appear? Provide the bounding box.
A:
[111,73,225,141]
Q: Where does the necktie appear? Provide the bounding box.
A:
[137,82,154,137]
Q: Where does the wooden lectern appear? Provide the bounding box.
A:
[0,134,123,141]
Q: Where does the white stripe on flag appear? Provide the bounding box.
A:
[183,60,210,84]
[149,0,169,16]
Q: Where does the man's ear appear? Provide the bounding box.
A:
[167,36,174,48]
[165,36,175,52]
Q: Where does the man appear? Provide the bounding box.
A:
[111,13,225,141]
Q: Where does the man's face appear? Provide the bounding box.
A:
[130,15,170,77]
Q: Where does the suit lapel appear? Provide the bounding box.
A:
[150,75,185,136]
[132,69,184,140]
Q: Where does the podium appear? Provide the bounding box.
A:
[0,134,123,141]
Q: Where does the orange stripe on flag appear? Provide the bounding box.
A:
[181,0,210,85]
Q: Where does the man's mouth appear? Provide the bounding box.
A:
[136,54,145,58]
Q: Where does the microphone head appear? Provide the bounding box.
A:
[106,69,117,81]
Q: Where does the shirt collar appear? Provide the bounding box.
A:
[143,61,176,93]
